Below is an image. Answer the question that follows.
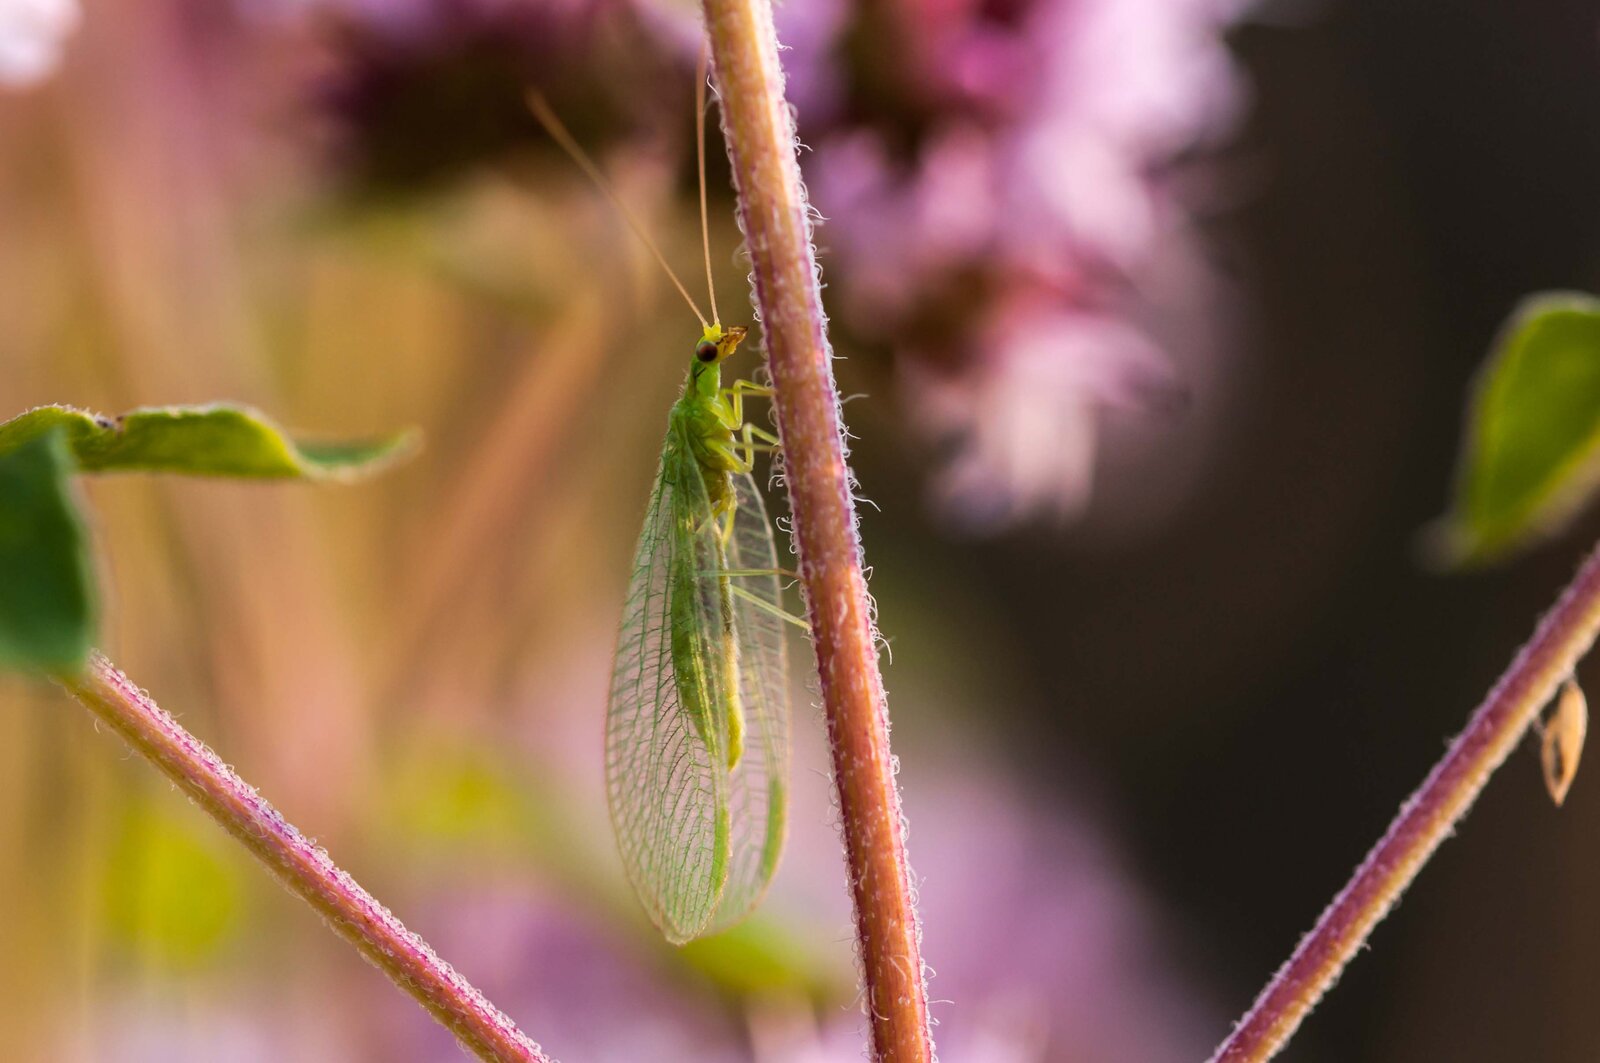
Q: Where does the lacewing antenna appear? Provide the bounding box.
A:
[695,46,720,327]
[527,90,712,329]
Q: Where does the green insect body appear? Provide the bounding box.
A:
[608,322,792,944]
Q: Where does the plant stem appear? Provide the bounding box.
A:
[1211,541,1600,1063]
[57,652,550,1063]
[699,2,932,1060]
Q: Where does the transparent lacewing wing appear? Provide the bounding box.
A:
[606,333,790,943]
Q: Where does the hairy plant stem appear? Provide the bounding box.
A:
[699,2,932,1059]
[1211,541,1600,1063]
[57,653,549,1063]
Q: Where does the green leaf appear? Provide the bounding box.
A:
[1427,292,1600,567]
[0,404,415,481]
[0,430,95,673]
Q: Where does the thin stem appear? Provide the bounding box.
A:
[1211,540,1600,1063]
[57,653,551,1063]
[699,3,933,1061]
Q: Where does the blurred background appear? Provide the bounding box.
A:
[2,0,1600,1060]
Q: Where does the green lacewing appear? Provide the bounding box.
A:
[605,322,793,942]
[530,70,797,943]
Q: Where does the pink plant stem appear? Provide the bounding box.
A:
[57,652,550,1063]
[699,1,932,1060]
[1211,541,1600,1063]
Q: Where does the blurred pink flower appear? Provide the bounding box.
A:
[391,882,754,1062]
[907,298,1181,524]
[759,715,1221,1061]
[370,734,1218,1062]
[784,0,1251,528]
[0,0,79,86]
[298,0,1251,524]
[901,762,1218,1061]
[307,0,694,197]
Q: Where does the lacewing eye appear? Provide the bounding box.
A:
[696,341,718,362]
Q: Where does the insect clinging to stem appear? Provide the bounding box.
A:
[529,54,805,944]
